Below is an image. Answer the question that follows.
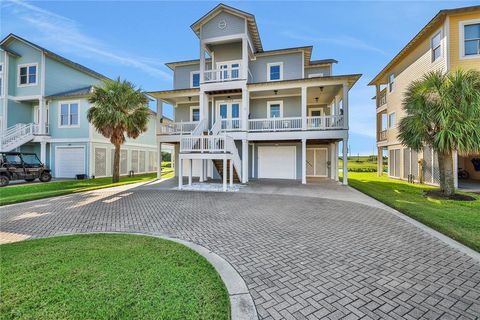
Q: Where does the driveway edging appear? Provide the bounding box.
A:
[35,231,259,320]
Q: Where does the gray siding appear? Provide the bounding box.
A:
[250,96,301,119]
[175,103,199,122]
[173,64,199,90]
[305,66,331,77]
[201,12,245,40]
[249,52,303,83]
[211,42,242,63]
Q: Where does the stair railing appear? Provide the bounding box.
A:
[225,134,242,180]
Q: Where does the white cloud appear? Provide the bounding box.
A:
[3,0,171,80]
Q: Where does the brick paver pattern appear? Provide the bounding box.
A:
[1,186,479,320]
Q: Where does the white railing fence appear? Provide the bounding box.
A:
[158,121,199,135]
[225,135,242,179]
[204,66,242,83]
[209,119,222,135]
[191,119,208,136]
[180,135,226,153]
[306,115,344,130]
[0,123,35,151]
[221,118,242,131]
[248,117,302,132]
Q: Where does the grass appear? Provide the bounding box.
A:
[0,234,230,320]
[346,172,480,252]
[339,156,386,172]
[0,168,174,206]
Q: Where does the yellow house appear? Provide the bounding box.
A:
[369,5,480,189]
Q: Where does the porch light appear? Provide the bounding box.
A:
[274,90,278,95]
[315,97,319,103]
[319,86,324,92]
[188,96,192,101]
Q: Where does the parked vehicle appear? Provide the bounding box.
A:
[0,152,52,187]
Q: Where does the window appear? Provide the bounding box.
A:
[388,112,396,128]
[190,106,200,122]
[431,31,441,62]
[267,62,283,81]
[389,149,400,178]
[463,22,480,57]
[388,74,395,92]
[59,102,80,127]
[0,63,3,97]
[18,63,37,86]
[267,101,283,118]
[191,72,200,87]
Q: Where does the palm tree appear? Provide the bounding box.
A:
[88,78,151,183]
[399,69,480,197]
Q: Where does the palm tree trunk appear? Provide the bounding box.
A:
[438,151,455,196]
[113,144,121,183]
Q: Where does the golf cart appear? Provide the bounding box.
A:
[0,152,52,187]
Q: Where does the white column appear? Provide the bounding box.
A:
[302,138,307,184]
[178,158,183,189]
[188,159,193,186]
[242,88,249,131]
[199,91,207,125]
[157,142,162,179]
[223,156,227,191]
[156,100,163,135]
[174,144,180,177]
[242,36,248,80]
[377,147,383,177]
[242,139,248,183]
[38,99,45,134]
[342,138,348,185]
[343,82,349,130]
[229,159,233,188]
[335,142,339,182]
[199,42,205,84]
[199,159,204,182]
[40,141,46,163]
[330,143,335,179]
[301,86,307,130]
[453,151,458,189]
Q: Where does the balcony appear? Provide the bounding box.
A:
[158,121,199,135]
[377,89,387,109]
[377,129,387,141]
[249,115,344,132]
[204,64,245,83]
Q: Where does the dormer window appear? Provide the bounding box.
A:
[267,62,283,81]
[18,63,37,86]
[191,71,200,87]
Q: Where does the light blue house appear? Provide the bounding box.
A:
[0,34,158,178]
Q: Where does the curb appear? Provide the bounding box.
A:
[28,231,259,320]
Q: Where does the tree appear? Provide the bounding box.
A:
[88,78,151,183]
[399,69,480,197]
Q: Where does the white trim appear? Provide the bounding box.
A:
[190,70,200,88]
[308,107,324,117]
[0,62,4,98]
[308,73,324,78]
[215,100,242,119]
[267,100,284,118]
[250,93,300,100]
[445,16,451,71]
[8,94,42,101]
[430,28,443,63]
[54,145,86,178]
[459,18,480,60]
[17,62,38,87]
[267,62,283,81]
[58,100,80,128]
[387,73,395,93]
[189,105,200,122]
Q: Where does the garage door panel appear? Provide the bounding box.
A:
[258,146,296,179]
[182,159,201,177]
[56,147,85,178]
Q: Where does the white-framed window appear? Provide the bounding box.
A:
[59,101,80,127]
[267,62,283,81]
[308,73,324,78]
[0,63,3,97]
[460,19,480,58]
[190,71,200,88]
[190,106,200,122]
[388,112,396,128]
[388,73,395,93]
[431,31,442,62]
[18,63,38,86]
[267,101,283,118]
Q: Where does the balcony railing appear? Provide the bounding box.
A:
[249,117,303,132]
[204,65,243,83]
[306,115,344,130]
[158,121,199,135]
[221,118,242,131]
[180,135,226,153]
[378,129,387,141]
[377,89,387,108]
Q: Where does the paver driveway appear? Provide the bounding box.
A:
[1,181,480,320]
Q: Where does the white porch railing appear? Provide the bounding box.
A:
[221,118,242,131]
[306,115,344,130]
[204,65,243,83]
[158,121,199,135]
[191,119,208,136]
[209,119,222,135]
[248,117,302,132]
[180,135,226,153]
[225,135,242,179]
[0,123,35,152]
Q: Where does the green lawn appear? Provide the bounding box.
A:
[346,172,480,252]
[0,170,174,206]
[0,234,229,320]
[339,156,386,172]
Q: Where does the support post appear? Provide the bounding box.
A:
[242,88,249,131]
[40,141,46,164]
[301,86,307,130]
[223,156,227,191]
[330,143,335,179]
[229,159,233,188]
[335,142,339,182]
[377,147,383,177]
[302,138,307,184]
[199,159,204,182]
[242,139,248,183]
[188,159,193,186]
[157,142,162,179]
[342,82,349,130]
[38,99,45,134]
[178,158,183,190]
[342,138,348,185]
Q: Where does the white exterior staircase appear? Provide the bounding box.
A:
[0,123,39,152]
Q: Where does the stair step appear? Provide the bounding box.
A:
[213,159,240,182]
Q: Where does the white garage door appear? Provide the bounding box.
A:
[182,159,201,177]
[56,147,85,178]
[258,146,296,179]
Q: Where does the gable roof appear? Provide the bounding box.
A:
[369,5,480,85]
[0,33,109,81]
[190,3,263,53]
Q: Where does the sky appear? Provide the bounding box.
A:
[1,0,478,155]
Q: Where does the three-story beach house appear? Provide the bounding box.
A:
[369,5,480,188]
[150,4,361,190]
[0,34,158,179]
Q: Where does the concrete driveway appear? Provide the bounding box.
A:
[1,179,479,319]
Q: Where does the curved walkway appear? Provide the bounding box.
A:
[1,182,479,319]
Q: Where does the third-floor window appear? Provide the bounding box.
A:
[431,31,441,62]
[464,22,480,56]
[191,72,200,87]
[267,62,283,81]
[18,63,37,86]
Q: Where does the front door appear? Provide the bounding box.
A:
[217,101,241,130]
[306,148,328,177]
